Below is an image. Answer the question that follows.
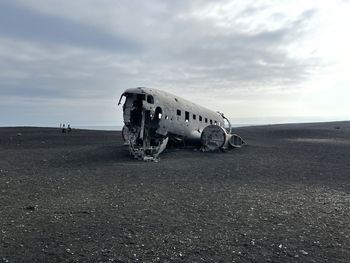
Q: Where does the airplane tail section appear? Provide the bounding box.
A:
[200,125,246,151]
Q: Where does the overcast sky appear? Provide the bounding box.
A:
[0,0,349,126]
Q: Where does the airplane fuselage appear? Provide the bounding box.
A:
[118,87,242,161]
[119,87,224,142]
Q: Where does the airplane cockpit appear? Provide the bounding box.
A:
[118,89,168,161]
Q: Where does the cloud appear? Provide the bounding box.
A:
[0,0,349,125]
[0,1,140,52]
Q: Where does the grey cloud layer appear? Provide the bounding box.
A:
[0,1,141,52]
[0,0,324,124]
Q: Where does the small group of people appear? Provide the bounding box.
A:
[60,123,72,133]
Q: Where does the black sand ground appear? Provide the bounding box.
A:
[0,122,349,262]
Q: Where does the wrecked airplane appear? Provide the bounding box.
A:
[118,87,245,161]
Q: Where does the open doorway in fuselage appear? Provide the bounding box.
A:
[144,106,163,146]
[129,94,145,127]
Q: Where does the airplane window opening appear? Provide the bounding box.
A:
[210,120,213,124]
[155,107,162,120]
[199,116,202,121]
[185,111,190,122]
[214,121,217,125]
[165,115,169,120]
[205,118,208,123]
[147,95,154,104]
[193,114,196,120]
[177,109,181,116]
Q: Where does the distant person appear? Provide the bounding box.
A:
[62,124,66,133]
[67,124,72,133]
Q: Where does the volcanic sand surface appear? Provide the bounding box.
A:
[0,122,350,262]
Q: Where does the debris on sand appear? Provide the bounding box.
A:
[24,205,38,211]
